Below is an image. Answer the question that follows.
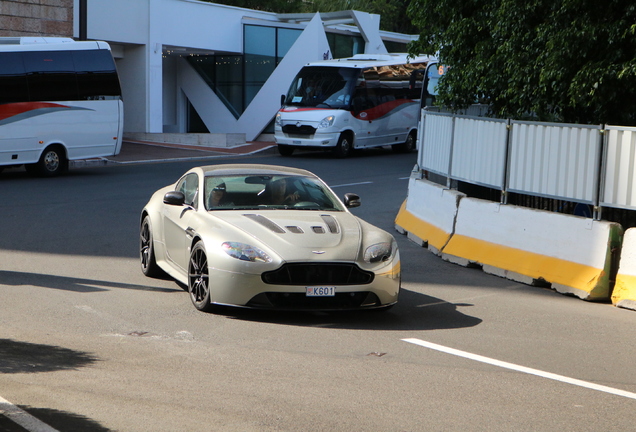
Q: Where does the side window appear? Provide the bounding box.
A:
[0,52,29,103]
[23,50,78,101]
[73,49,121,100]
[176,173,199,208]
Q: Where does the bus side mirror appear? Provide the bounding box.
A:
[280,94,285,106]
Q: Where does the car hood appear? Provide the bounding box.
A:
[211,210,362,261]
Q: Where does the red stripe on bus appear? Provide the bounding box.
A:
[353,99,414,121]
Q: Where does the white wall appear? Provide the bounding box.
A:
[75,0,412,136]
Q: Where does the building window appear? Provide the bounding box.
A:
[326,33,365,59]
[244,25,277,109]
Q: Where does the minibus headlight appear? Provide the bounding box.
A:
[318,115,335,129]
[275,112,282,127]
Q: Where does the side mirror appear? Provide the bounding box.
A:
[343,193,361,208]
[280,94,286,106]
[163,191,186,206]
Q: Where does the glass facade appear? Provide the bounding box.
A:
[184,24,372,133]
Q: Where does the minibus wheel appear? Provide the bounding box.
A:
[278,144,295,156]
[392,131,417,153]
[28,145,68,177]
[333,133,352,158]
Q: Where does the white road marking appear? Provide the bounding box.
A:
[0,396,60,432]
[329,181,373,188]
[402,338,636,400]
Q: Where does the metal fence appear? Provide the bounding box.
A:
[417,111,636,218]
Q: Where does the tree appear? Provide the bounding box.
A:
[408,0,636,125]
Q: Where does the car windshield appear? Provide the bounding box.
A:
[284,66,359,109]
[204,174,346,212]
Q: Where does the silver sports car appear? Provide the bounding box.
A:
[140,164,400,312]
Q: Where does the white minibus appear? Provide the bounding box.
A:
[274,53,431,157]
[0,37,123,176]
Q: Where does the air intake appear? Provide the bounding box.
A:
[243,214,285,233]
[320,215,340,233]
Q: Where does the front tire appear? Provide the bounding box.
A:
[278,144,295,156]
[188,241,213,312]
[333,133,352,158]
[27,145,68,177]
[140,216,164,277]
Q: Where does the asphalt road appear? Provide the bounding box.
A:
[1,147,635,431]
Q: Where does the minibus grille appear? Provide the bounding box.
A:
[282,124,317,136]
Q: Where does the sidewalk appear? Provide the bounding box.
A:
[70,140,277,168]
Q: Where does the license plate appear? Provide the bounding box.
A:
[293,140,302,144]
[306,286,336,297]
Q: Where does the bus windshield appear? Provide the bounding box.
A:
[284,66,359,109]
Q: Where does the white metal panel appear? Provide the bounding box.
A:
[420,111,453,176]
[451,116,508,188]
[602,126,636,208]
[508,121,601,202]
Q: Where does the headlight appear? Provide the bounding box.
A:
[364,241,393,263]
[318,115,335,129]
[222,242,272,263]
[275,113,282,127]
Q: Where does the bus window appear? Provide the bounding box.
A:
[23,50,78,101]
[285,66,358,108]
[423,62,449,107]
[72,49,121,100]
[0,52,28,103]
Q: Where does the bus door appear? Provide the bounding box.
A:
[351,68,385,147]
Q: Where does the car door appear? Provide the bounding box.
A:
[163,173,198,272]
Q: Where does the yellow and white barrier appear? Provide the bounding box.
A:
[395,178,464,254]
[396,178,623,302]
[612,228,636,310]
[443,197,622,301]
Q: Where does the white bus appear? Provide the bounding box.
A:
[0,37,123,176]
[274,53,432,157]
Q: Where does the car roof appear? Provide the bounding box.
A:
[198,164,317,178]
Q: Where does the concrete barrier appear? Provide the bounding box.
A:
[395,178,464,254]
[612,228,636,310]
[441,197,623,301]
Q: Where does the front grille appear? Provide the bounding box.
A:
[282,124,316,136]
[262,263,374,285]
[246,292,381,310]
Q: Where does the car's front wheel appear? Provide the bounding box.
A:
[140,215,163,277]
[188,241,213,312]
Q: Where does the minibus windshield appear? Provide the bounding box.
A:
[284,66,359,109]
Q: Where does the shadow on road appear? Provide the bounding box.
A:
[214,287,482,331]
[0,405,112,432]
[0,270,180,294]
[0,339,98,374]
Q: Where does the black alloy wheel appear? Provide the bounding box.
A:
[188,241,213,312]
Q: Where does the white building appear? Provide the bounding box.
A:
[73,0,418,143]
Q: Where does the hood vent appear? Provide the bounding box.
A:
[320,215,340,233]
[243,214,285,233]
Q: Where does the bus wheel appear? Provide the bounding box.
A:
[278,145,295,156]
[29,145,68,177]
[392,131,417,153]
[333,133,352,158]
